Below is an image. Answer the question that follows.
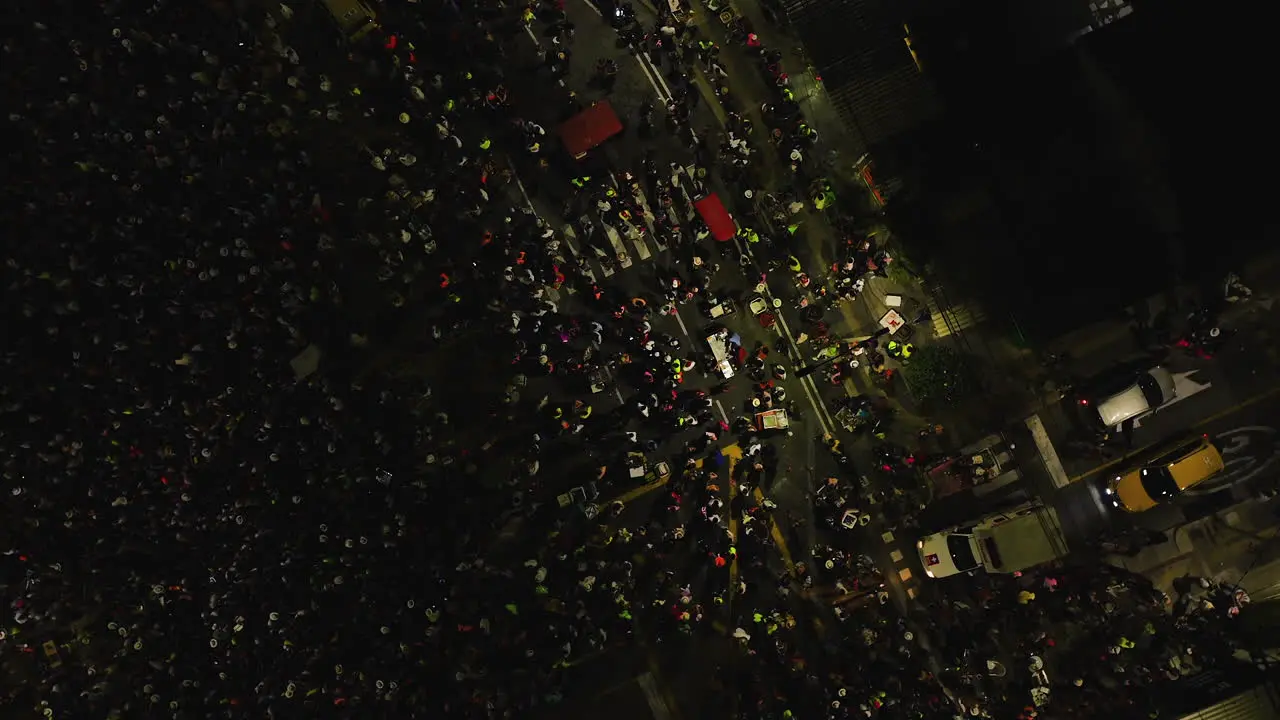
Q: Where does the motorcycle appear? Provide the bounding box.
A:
[1174,308,1234,358]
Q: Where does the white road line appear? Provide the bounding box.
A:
[561,226,597,283]
[601,363,626,403]
[604,224,633,269]
[1025,414,1071,488]
[768,295,837,435]
[720,235,835,436]
[639,52,674,102]
[715,399,730,426]
[631,185,658,227]
[651,231,668,254]
[672,306,692,338]
[580,0,602,15]
[523,24,540,47]
[633,53,669,102]
[631,233,653,261]
[514,175,537,213]
[674,178,697,222]
[636,673,673,720]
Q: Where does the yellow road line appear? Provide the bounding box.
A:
[723,444,743,593]
[612,475,674,506]
[1066,382,1280,483]
[753,487,794,569]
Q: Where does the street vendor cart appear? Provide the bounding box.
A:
[748,294,780,329]
[626,451,648,479]
[705,296,735,319]
[588,365,609,394]
[705,327,736,379]
[754,408,789,432]
[556,482,600,518]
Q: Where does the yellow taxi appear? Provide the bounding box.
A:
[1106,435,1224,513]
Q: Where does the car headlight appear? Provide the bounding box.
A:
[1105,487,1113,495]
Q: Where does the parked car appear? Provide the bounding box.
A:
[1106,435,1224,513]
[1079,364,1175,429]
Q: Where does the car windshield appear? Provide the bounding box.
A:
[1139,466,1181,501]
[946,534,979,571]
[1136,373,1165,408]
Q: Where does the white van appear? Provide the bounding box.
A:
[916,503,1069,578]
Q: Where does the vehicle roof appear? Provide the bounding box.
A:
[976,508,1066,573]
[1096,384,1150,427]
[1168,441,1225,489]
[1095,365,1174,427]
[558,101,623,157]
[918,532,976,578]
[1114,470,1158,513]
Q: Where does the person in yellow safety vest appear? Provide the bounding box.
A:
[571,176,591,188]
[350,86,362,97]
[787,255,802,272]
[444,99,456,112]
[787,222,800,235]
[813,193,828,211]
[553,406,563,420]
[671,358,682,375]
[605,187,617,197]
[577,404,592,419]
[618,208,632,223]
[527,141,540,153]
[479,137,492,150]
[741,227,760,244]
[781,87,795,103]
[521,7,535,24]
[698,39,715,52]
[885,340,915,360]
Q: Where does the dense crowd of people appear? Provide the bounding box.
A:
[926,566,1258,718]
[0,0,931,716]
[3,1,1257,719]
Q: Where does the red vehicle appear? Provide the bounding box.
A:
[558,101,623,159]
[694,193,736,242]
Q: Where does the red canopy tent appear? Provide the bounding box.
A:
[694,193,736,242]
[558,101,623,159]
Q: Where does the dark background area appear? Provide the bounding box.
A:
[864,0,1267,344]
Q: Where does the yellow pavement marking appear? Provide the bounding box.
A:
[610,453,713,506]
[1066,382,1280,483]
[613,475,674,506]
[752,487,794,570]
[643,645,684,720]
[723,443,744,589]
[897,568,913,582]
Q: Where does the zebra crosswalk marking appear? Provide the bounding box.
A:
[631,231,653,261]
[925,297,985,337]
[560,226,596,284]
[605,224,632,270]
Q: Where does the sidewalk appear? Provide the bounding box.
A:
[1110,499,1280,597]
